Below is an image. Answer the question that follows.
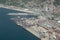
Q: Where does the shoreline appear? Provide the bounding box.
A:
[0,4,40,39]
[16,21,40,39]
[0,4,41,39]
[0,4,35,13]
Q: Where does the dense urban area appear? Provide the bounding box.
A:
[0,0,60,40]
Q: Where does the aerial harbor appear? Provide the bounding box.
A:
[0,0,60,40]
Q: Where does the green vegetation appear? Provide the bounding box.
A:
[41,0,46,2]
[53,0,60,6]
[52,13,60,17]
[0,0,31,7]
[0,0,45,8]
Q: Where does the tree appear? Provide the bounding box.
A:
[53,0,60,6]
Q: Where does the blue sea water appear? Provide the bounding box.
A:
[0,8,40,40]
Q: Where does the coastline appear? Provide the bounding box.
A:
[0,4,35,13]
[16,21,50,40]
[16,21,40,39]
[0,4,41,39]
